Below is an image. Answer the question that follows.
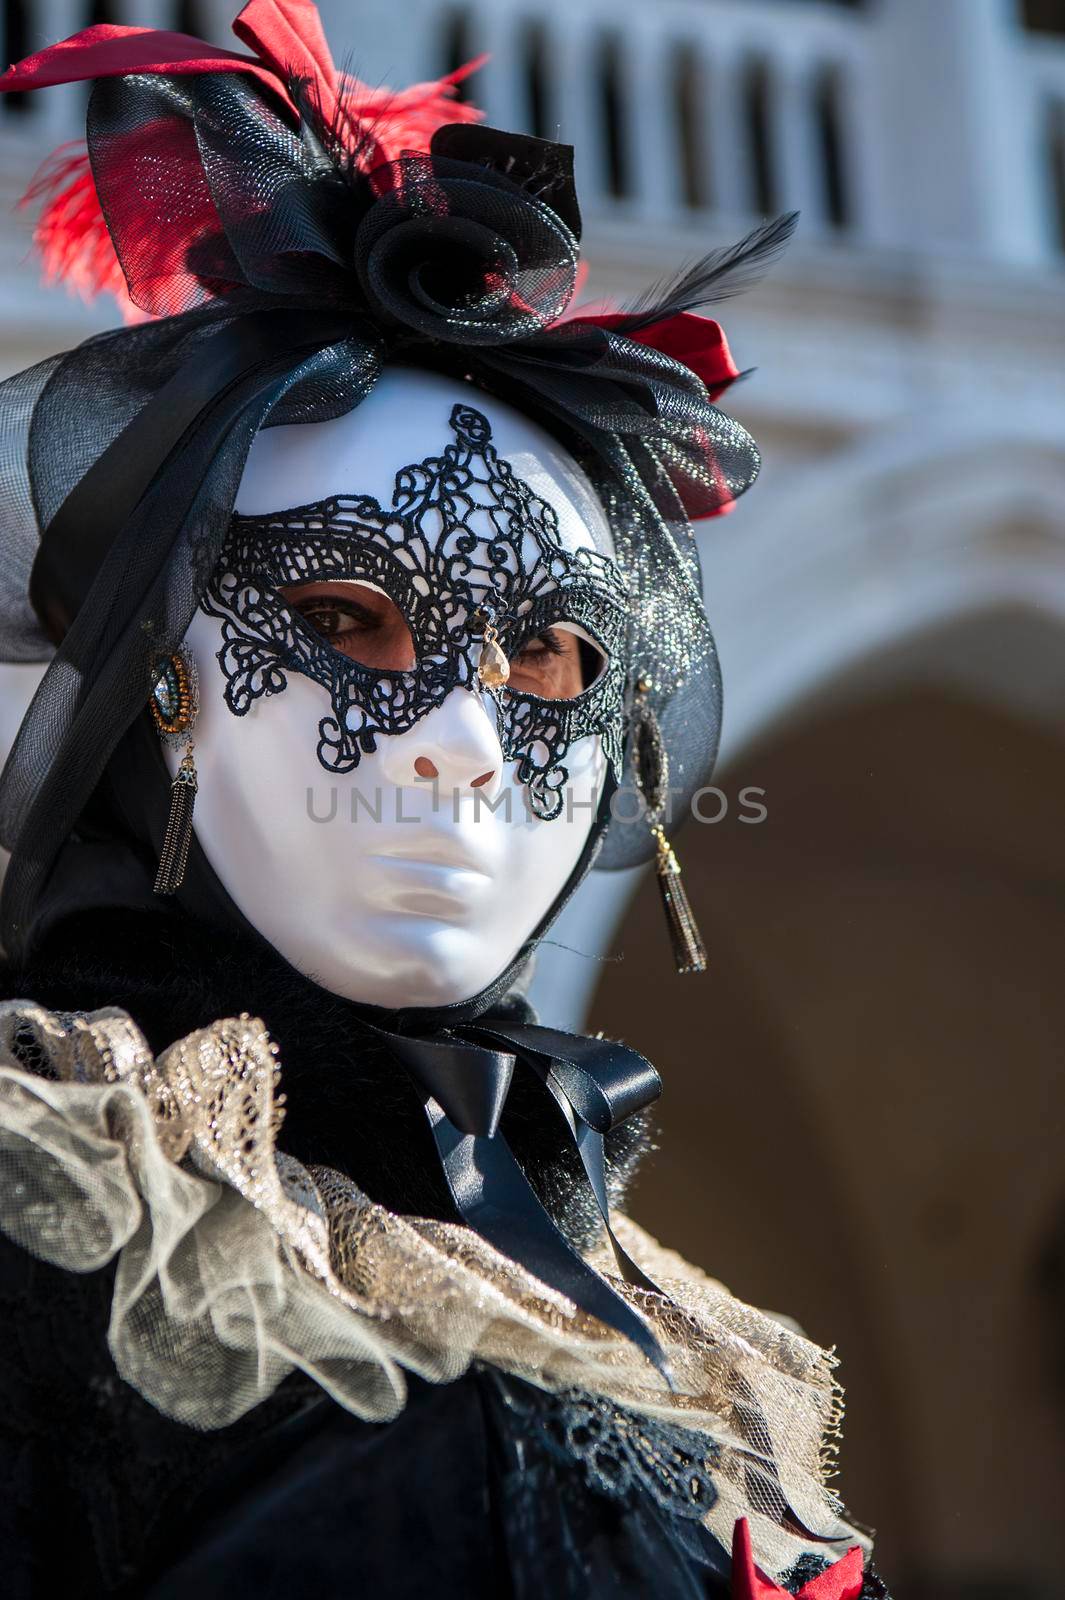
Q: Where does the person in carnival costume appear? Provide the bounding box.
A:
[0,3,889,1594]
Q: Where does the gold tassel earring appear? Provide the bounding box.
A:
[149,647,199,896]
[632,676,707,974]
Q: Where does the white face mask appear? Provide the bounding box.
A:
[171,370,623,1009]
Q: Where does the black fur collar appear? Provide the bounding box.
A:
[0,906,648,1248]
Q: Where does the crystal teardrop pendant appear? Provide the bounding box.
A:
[478,632,510,689]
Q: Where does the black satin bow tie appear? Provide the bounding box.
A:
[369,1018,673,1384]
[380,1021,856,1544]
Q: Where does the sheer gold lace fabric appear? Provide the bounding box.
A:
[0,1000,869,1578]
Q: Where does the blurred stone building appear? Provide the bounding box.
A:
[2,1,1065,1593]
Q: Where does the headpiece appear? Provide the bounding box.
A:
[0,0,793,954]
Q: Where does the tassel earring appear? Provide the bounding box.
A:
[632,676,707,974]
[149,647,199,896]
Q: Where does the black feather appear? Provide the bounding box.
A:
[286,64,380,184]
[611,211,799,333]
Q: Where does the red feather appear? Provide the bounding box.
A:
[336,58,485,163]
[20,143,144,321]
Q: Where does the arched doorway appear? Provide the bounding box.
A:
[591,679,1065,1598]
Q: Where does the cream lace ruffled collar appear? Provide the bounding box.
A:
[0,999,869,1580]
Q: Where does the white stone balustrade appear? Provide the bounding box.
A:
[1,0,1064,265]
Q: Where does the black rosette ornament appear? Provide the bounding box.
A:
[357,133,580,346]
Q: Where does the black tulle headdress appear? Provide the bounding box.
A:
[0,0,793,951]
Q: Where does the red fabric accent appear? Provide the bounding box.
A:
[231,0,343,148]
[799,1547,865,1600]
[580,310,740,403]
[731,1519,786,1600]
[232,0,337,100]
[0,23,285,102]
[730,1520,865,1600]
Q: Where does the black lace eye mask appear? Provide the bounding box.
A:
[202,404,628,819]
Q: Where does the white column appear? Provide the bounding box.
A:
[705,45,752,222]
[28,0,79,47]
[133,0,174,30]
[770,52,822,232]
[198,1,242,48]
[872,0,1043,264]
[552,19,600,213]
[459,7,519,133]
[626,30,680,222]
[316,0,438,89]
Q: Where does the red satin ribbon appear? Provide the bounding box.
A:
[731,1519,865,1600]
[0,18,285,102]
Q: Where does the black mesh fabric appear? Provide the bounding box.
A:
[0,355,61,662]
[0,62,780,950]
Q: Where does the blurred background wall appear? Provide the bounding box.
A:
[2,1,1065,1593]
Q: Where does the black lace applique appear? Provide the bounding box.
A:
[782,1551,893,1599]
[486,1368,720,1522]
[202,404,628,818]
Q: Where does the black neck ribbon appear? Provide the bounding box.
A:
[386,1015,849,1543]
[370,1017,674,1386]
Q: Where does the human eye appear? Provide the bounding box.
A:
[296,597,371,638]
[507,624,605,699]
[279,580,416,670]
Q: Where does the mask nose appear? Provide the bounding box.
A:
[414,755,494,787]
[379,689,504,803]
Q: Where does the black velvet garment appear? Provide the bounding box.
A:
[0,908,891,1597]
